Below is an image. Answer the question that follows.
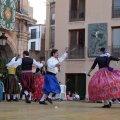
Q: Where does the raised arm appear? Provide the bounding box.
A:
[58,52,68,62]
[110,56,120,61]
[58,52,67,62]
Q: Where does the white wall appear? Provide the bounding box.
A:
[28,25,41,51]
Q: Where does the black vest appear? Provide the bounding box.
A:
[22,57,33,70]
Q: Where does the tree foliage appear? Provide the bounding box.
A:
[0,58,8,83]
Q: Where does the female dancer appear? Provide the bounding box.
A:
[32,61,46,101]
[88,47,120,108]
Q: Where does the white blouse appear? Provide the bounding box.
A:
[47,52,68,74]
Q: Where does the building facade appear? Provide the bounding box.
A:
[45,0,120,99]
[0,0,36,61]
[28,24,45,61]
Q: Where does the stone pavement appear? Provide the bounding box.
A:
[0,101,120,120]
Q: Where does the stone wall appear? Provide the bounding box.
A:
[0,0,37,61]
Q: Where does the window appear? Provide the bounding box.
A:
[69,0,85,22]
[50,27,55,48]
[68,29,85,59]
[50,2,55,25]
[112,28,120,56]
[31,42,36,50]
[31,29,36,39]
[112,0,120,18]
[16,0,20,12]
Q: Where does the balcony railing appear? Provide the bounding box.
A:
[69,11,85,22]
[66,46,120,59]
[112,6,120,18]
[68,47,85,59]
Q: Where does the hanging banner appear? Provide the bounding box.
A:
[0,0,16,31]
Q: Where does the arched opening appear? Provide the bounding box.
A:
[0,43,14,62]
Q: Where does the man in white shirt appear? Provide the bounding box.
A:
[39,49,69,105]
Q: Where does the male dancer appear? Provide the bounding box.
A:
[39,49,69,105]
[7,51,43,103]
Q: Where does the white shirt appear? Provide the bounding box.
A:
[75,94,80,99]
[6,56,43,69]
[47,52,68,74]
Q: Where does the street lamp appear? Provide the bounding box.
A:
[0,33,7,46]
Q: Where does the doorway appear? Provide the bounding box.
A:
[0,43,14,61]
[66,73,86,100]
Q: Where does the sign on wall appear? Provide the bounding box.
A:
[88,23,108,57]
[0,0,16,31]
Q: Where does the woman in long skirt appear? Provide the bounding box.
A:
[88,47,120,108]
[32,62,46,101]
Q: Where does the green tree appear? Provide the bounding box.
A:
[0,58,8,83]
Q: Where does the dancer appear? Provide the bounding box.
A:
[32,61,46,101]
[6,51,43,103]
[5,54,20,101]
[88,47,120,108]
[39,49,69,105]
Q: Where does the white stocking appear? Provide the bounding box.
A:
[48,93,53,99]
[7,94,10,100]
[24,90,28,96]
[40,94,47,101]
[29,92,32,101]
[13,94,17,99]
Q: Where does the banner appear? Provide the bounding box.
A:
[0,0,16,30]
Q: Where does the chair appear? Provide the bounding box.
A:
[59,85,66,100]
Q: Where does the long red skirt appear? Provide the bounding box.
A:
[32,76,44,100]
[21,72,35,93]
[88,68,120,101]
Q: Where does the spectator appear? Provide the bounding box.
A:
[66,91,71,101]
[73,92,80,101]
